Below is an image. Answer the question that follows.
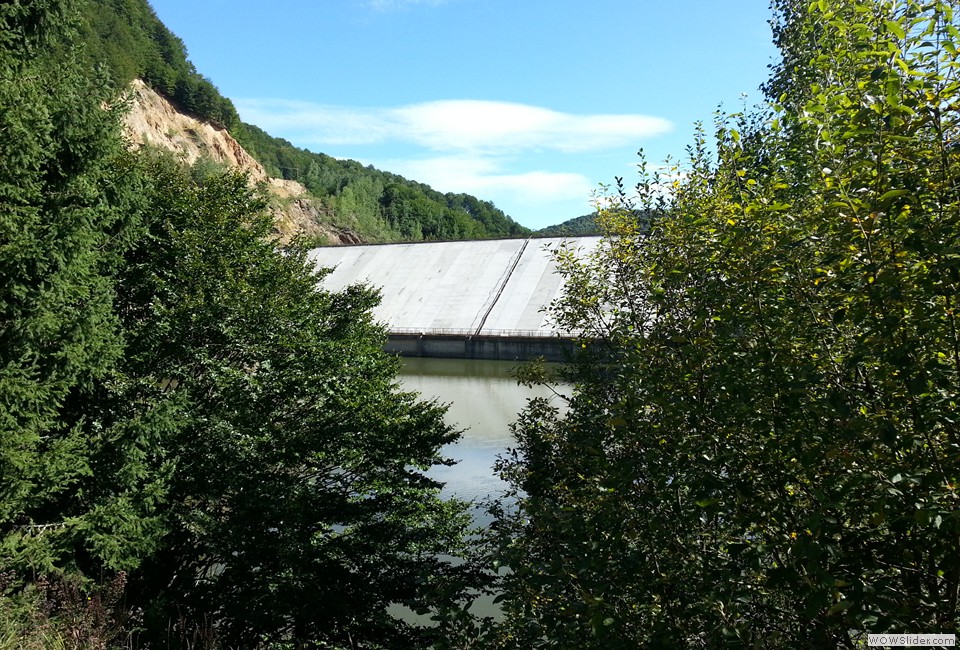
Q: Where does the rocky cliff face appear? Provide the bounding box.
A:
[122,79,360,245]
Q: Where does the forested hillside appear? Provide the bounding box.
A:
[536,212,600,237]
[235,123,529,241]
[79,0,530,243]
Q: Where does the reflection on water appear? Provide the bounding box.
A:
[398,357,567,507]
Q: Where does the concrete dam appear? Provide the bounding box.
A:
[307,236,602,361]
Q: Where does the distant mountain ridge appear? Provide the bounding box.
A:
[81,0,531,244]
[536,213,601,237]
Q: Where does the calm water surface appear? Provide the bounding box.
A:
[392,357,567,624]
[397,357,567,509]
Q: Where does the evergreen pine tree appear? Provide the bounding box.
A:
[0,0,145,573]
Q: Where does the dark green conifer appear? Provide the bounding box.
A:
[0,0,144,573]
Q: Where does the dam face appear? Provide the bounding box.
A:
[307,236,602,361]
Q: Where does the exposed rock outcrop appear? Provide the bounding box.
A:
[121,79,360,245]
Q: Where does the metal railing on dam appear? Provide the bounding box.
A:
[307,236,602,361]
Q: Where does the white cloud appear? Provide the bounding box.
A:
[394,100,671,153]
[235,98,672,155]
[376,155,595,206]
[237,100,391,146]
[234,97,672,225]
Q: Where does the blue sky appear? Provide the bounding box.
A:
[147,0,778,230]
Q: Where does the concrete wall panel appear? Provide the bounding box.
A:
[308,237,602,337]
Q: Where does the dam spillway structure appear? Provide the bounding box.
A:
[307,236,602,361]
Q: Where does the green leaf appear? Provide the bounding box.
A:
[828,599,853,616]
[877,189,911,209]
[885,19,906,40]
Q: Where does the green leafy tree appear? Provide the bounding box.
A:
[490,0,960,646]
[110,156,473,647]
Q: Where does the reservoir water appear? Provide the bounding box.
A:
[397,357,566,512]
[392,357,567,624]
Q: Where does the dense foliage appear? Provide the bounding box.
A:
[536,213,601,237]
[490,0,960,646]
[80,0,530,244]
[536,209,654,237]
[0,0,143,576]
[115,156,473,647]
[0,3,472,647]
[80,0,240,128]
